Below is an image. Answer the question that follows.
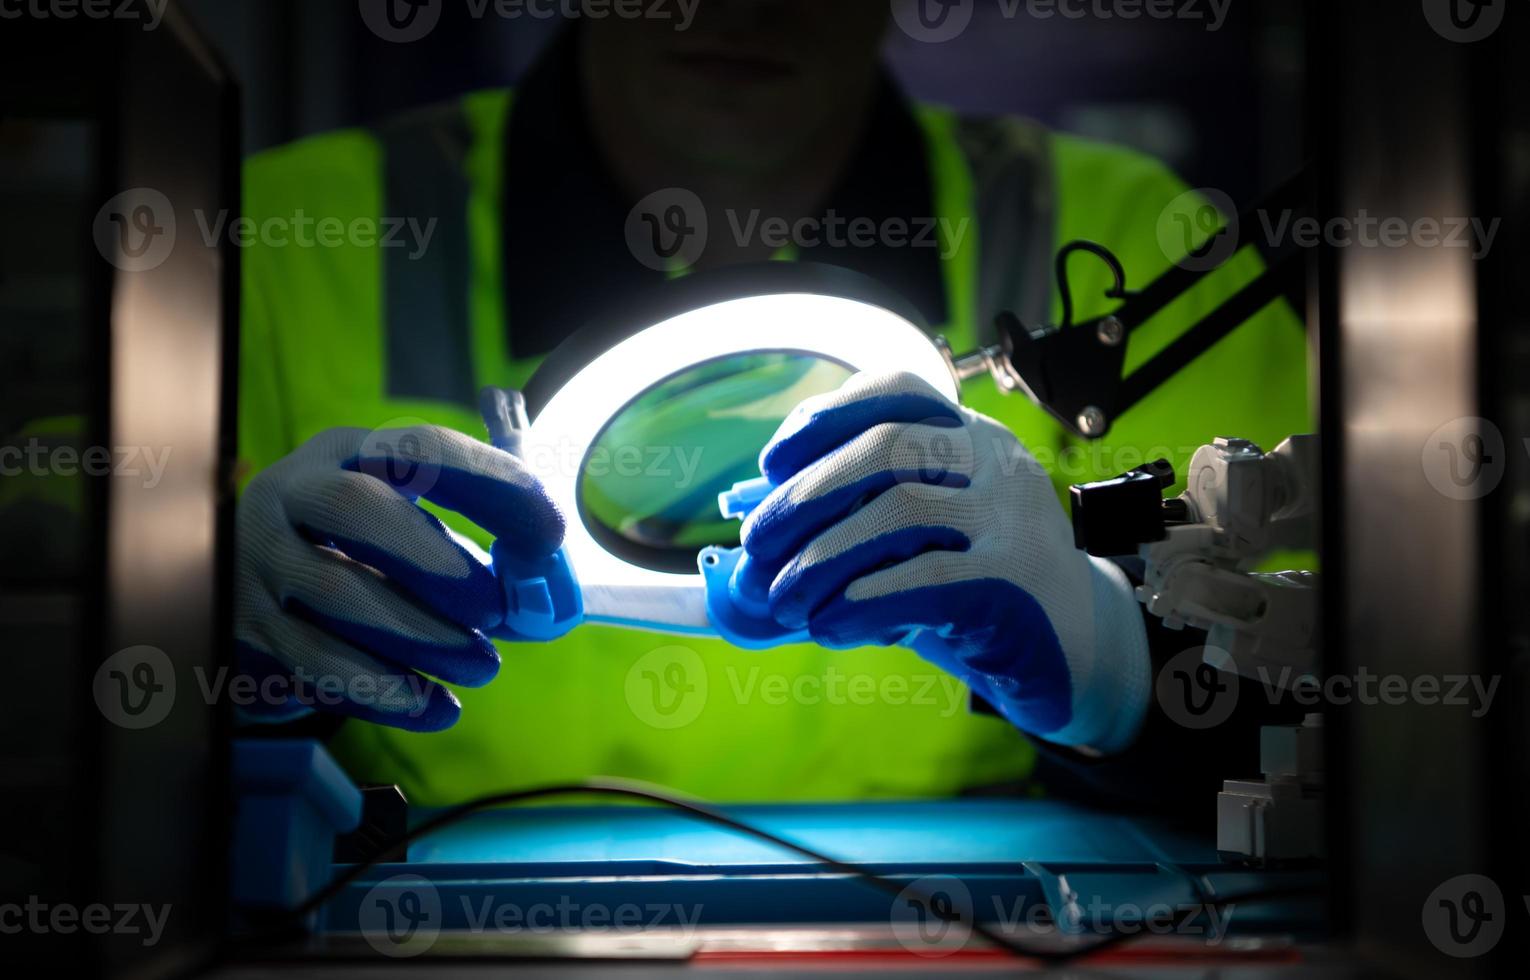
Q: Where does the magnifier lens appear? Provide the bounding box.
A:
[578,351,853,573]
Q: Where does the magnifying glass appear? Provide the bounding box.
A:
[483,263,968,646]
[478,200,1293,643]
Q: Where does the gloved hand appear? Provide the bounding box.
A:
[234,425,564,731]
[738,371,1151,753]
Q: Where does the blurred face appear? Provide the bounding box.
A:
[580,0,890,175]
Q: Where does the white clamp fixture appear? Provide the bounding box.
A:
[1138,434,1321,690]
[1119,435,1325,866]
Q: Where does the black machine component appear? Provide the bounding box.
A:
[1068,459,1186,558]
[333,785,411,865]
[986,172,1310,440]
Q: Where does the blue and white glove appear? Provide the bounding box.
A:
[739,371,1152,754]
[234,425,564,731]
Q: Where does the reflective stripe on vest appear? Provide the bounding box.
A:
[375,104,478,406]
[953,116,1057,341]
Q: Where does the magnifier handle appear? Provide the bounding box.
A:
[699,546,809,650]
[480,386,584,641]
[698,475,810,649]
[489,542,583,641]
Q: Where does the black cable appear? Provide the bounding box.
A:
[1055,240,1132,330]
[243,777,1320,963]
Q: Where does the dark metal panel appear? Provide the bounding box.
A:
[96,7,240,974]
[0,4,239,974]
[1324,2,1508,976]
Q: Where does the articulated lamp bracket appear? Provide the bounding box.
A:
[943,171,1309,441]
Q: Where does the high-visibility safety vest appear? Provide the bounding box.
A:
[241,88,1309,805]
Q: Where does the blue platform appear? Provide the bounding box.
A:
[230,740,1321,942]
[323,799,1320,936]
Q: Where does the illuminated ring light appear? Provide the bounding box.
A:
[520,264,960,633]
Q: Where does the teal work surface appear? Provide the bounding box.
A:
[324,800,1322,937]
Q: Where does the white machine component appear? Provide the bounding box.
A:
[1138,435,1320,690]
[1217,714,1325,865]
[1070,434,1325,866]
[1137,435,1324,865]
